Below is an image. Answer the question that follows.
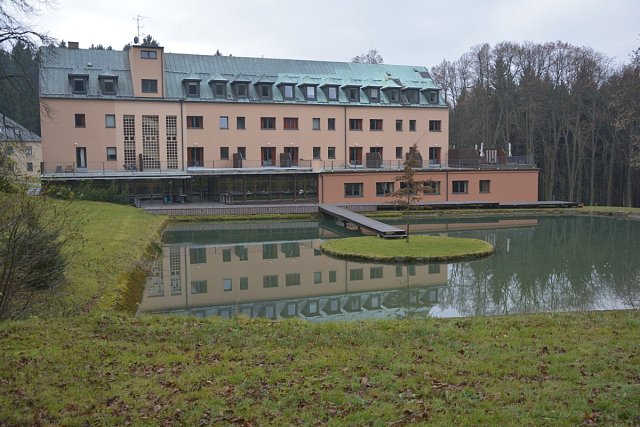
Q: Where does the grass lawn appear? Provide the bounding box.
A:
[0,311,638,425]
[29,200,167,317]
[321,235,494,263]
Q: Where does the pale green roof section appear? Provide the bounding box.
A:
[40,47,446,107]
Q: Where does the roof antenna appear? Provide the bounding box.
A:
[132,15,147,44]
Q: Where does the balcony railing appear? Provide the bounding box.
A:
[41,156,535,176]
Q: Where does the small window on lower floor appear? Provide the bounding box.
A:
[328,147,336,159]
[395,147,403,159]
[313,146,321,159]
[480,180,491,193]
[105,114,116,128]
[329,270,337,283]
[223,278,232,291]
[344,183,363,197]
[350,268,363,281]
[312,118,321,130]
[27,162,33,172]
[286,273,300,287]
[424,180,440,195]
[191,280,207,294]
[328,118,336,130]
[240,277,249,290]
[314,272,322,284]
[452,180,468,194]
[220,147,229,160]
[106,147,117,161]
[376,182,394,196]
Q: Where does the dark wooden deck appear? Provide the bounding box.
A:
[318,204,406,238]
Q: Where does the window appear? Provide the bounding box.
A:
[286,273,301,287]
[223,278,232,291]
[408,265,416,276]
[237,147,246,159]
[370,267,383,279]
[75,114,85,128]
[328,118,336,130]
[258,84,272,99]
[424,180,441,195]
[312,118,320,130]
[283,117,298,130]
[328,147,336,159]
[214,82,226,98]
[240,277,249,290]
[369,88,380,102]
[429,120,442,132]
[427,90,439,104]
[186,82,199,97]
[220,147,229,160]
[236,116,246,130]
[305,86,316,100]
[329,270,337,283]
[100,78,116,95]
[105,114,116,128]
[263,275,278,288]
[429,264,441,274]
[346,87,360,102]
[376,182,394,196]
[326,86,338,100]
[141,79,158,93]
[350,268,363,281]
[313,147,321,159]
[219,116,229,129]
[282,84,294,99]
[396,265,403,277]
[234,83,248,98]
[141,50,157,59]
[349,119,363,130]
[452,180,469,194]
[314,272,322,284]
[344,183,363,197]
[409,120,417,132]
[396,120,403,131]
[221,248,231,262]
[27,162,33,172]
[187,116,203,129]
[261,117,276,130]
[25,146,32,156]
[263,243,278,259]
[106,147,117,161]
[370,119,383,131]
[190,247,206,264]
[396,147,403,159]
[480,180,491,193]
[405,90,419,104]
[281,242,300,258]
[388,89,399,103]
[191,280,207,294]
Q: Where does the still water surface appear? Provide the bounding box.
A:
[138,215,639,321]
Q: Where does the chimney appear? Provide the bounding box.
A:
[68,41,79,49]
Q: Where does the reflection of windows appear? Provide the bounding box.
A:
[428,264,441,274]
[190,247,206,264]
[235,245,248,261]
[396,265,403,277]
[263,243,278,259]
[314,272,322,284]
[240,277,249,290]
[222,248,231,262]
[223,278,232,291]
[263,275,278,288]
[408,265,416,276]
[281,242,300,258]
[370,267,383,279]
[286,273,301,287]
[329,270,337,283]
[350,268,363,281]
[191,280,207,294]
[170,246,181,295]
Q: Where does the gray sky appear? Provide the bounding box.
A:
[33,0,639,67]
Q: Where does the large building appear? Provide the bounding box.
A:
[39,45,538,205]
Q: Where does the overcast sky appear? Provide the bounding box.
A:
[33,0,639,67]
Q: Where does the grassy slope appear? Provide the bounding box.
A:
[33,200,167,317]
[0,311,638,426]
[321,235,494,262]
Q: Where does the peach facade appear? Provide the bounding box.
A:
[39,45,539,204]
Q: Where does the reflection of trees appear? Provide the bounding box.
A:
[441,217,640,316]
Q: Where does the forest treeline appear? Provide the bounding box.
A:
[431,41,640,206]
[1,40,639,206]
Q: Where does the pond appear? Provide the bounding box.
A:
[138,214,640,321]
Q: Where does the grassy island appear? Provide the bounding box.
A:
[321,235,495,263]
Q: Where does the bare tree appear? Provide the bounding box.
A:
[351,49,383,64]
[0,0,52,51]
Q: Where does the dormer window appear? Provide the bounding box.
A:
[324,85,339,101]
[426,90,439,104]
[187,82,199,97]
[404,89,419,104]
[69,75,88,94]
[211,82,226,98]
[231,82,248,98]
[344,86,360,102]
[369,88,380,103]
[281,84,295,99]
[256,84,272,100]
[99,77,116,95]
[387,89,400,103]
[304,85,316,100]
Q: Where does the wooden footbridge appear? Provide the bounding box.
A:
[318,204,406,238]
